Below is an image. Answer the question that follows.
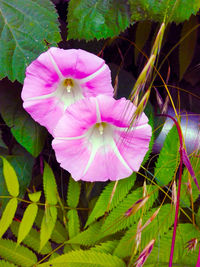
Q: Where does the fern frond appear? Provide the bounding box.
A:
[101,185,157,235]
[154,126,180,186]
[10,221,51,255]
[86,174,136,227]
[67,177,81,208]
[39,250,126,266]
[67,221,103,246]
[0,239,37,266]
[90,240,119,254]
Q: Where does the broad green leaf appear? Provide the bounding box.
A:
[129,0,200,23]
[154,125,180,186]
[67,209,80,239]
[0,82,46,157]
[67,0,130,40]
[0,0,60,82]
[86,174,136,227]
[179,15,198,80]
[43,162,58,205]
[40,206,57,250]
[134,21,152,63]
[17,203,38,245]
[0,156,19,197]
[67,177,81,208]
[28,191,41,202]
[0,198,18,238]
[0,153,34,209]
[39,250,126,267]
[11,220,51,255]
[0,239,37,266]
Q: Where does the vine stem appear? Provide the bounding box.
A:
[196,244,200,266]
[157,113,183,267]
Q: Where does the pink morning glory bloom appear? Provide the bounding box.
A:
[52,95,152,182]
[21,47,113,134]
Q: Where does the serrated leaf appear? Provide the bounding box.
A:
[179,15,198,80]
[67,0,130,40]
[129,0,200,24]
[0,0,61,82]
[0,239,37,266]
[154,125,180,186]
[39,250,126,267]
[43,162,58,205]
[0,198,18,238]
[28,191,41,202]
[0,156,19,197]
[17,203,38,245]
[180,155,200,208]
[67,177,81,208]
[86,174,136,227]
[11,220,52,255]
[0,82,46,157]
[0,260,16,267]
[40,206,57,250]
[67,209,80,239]
[0,152,34,210]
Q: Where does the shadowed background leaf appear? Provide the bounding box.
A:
[0,0,61,83]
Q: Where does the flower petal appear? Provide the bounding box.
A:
[52,95,152,182]
[21,47,113,134]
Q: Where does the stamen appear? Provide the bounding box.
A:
[63,78,73,93]
[99,124,104,135]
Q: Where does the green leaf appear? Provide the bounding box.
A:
[154,125,180,186]
[67,177,81,208]
[67,209,80,239]
[43,162,58,205]
[10,220,52,255]
[180,155,200,208]
[86,174,136,227]
[0,156,19,197]
[28,191,41,202]
[0,260,16,267]
[40,206,57,250]
[0,153,34,209]
[0,82,46,157]
[17,203,38,245]
[128,0,200,23]
[39,250,126,266]
[0,0,61,82]
[0,198,18,238]
[0,239,37,266]
[91,240,119,254]
[67,0,130,40]
[179,15,198,80]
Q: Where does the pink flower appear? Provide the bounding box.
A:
[52,95,152,182]
[21,47,113,134]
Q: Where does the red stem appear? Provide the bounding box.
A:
[157,114,183,267]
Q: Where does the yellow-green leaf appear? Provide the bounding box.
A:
[67,177,81,208]
[0,198,18,238]
[0,156,19,197]
[67,209,80,239]
[43,162,58,205]
[179,15,198,80]
[40,206,57,250]
[17,203,38,245]
[28,191,41,203]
